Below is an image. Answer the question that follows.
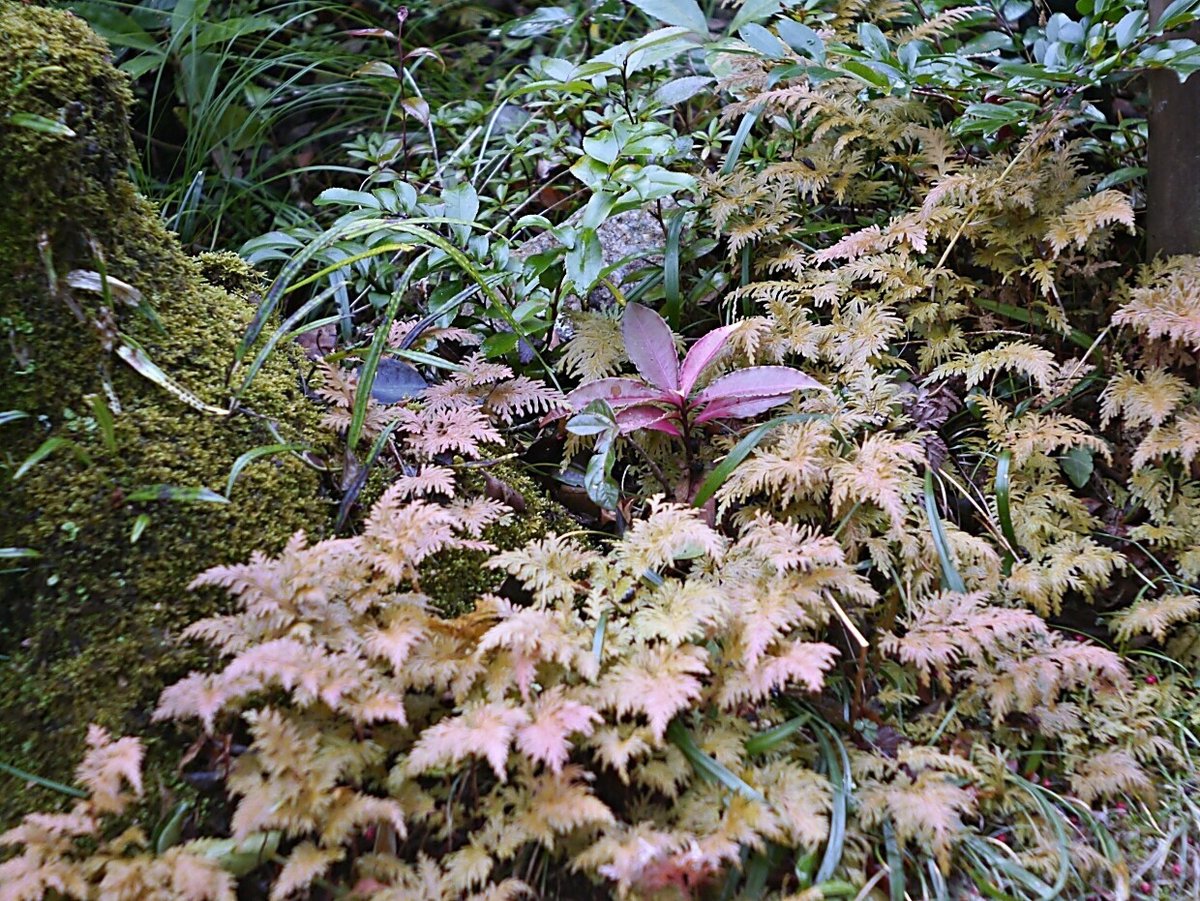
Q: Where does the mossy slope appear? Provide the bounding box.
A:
[0,2,330,825]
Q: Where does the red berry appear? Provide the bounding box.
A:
[1042,776,1053,787]
[1115,801,1127,814]
[995,832,1007,843]
[1140,881,1153,893]
[1146,675,1159,685]
[1173,864,1183,877]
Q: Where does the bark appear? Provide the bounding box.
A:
[1147,0,1200,256]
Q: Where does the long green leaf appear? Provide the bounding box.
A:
[972,297,1094,351]
[1006,776,1069,900]
[335,418,407,532]
[722,106,761,175]
[662,209,685,329]
[883,818,906,901]
[0,547,40,559]
[234,283,340,401]
[90,393,117,453]
[744,713,810,756]
[346,253,427,450]
[14,437,90,481]
[924,469,966,593]
[0,410,30,427]
[224,443,309,498]
[810,714,851,884]
[0,760,88,798]
[666,719,764,802]
[693,413,824,508]
[995,450,1018,567]
[126,485,229,504]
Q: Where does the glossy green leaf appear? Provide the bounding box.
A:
[740,23,786,58]
[777,19,826,62]
[1060,445,1094,488]
[625,0,709,35]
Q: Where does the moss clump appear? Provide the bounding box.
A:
[419,461,576,616]
[0,2,332,825]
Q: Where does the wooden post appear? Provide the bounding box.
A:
[1147,0,1200,256]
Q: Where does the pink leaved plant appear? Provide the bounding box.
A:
[566,303,824,436]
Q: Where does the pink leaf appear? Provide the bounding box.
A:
[615,404,684,436]
[694,366,823,406]
[567,378,668,411]
[679,323,740,397]
[623,303,680,392]
[693,393,795,423]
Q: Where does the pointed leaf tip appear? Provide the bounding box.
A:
[680,322,741,397]
[623,303,680,392]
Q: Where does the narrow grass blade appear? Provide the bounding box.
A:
[0,411,29,427]
[972,297,1094,351]
[662,209,685,329]
[964,835,1056,897]
[224,443,309,497]
[389,349,464,372]
[90,393,117,452]
[15,437,91,480]
[0,760,87,798]
[0,548,40,559]
[1006,776,1069,899]
[234,283,339,401]
[666,719,763,802]
[592,609,609,668]
[883,818,906,901]
[692,413,823,507]
[811,718,850,883]
[347,253,425,450]
[744,713,810,757]
[234,215,391,372]
[924,469,966,593]
[335,419,406,532]
[722,106,761,175]
[995,449,1018,569]
[127,485,229,504]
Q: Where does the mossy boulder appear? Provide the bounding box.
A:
[0,2,332,825]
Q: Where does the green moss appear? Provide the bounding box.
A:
[0,2,333,826]
[419,461,575,616]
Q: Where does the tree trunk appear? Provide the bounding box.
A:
[1147,0,1200,256]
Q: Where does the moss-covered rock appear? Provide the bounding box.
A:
[0,2,332,825]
